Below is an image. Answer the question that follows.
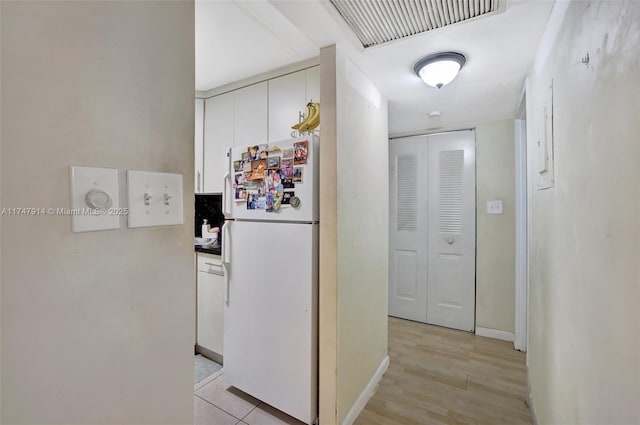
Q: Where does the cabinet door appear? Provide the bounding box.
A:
[268,71,306,142]
[195,98,204,193]
[234,82,267,147]
[204,93,234,193]
[197,269,225,355]
[305,66,320,104]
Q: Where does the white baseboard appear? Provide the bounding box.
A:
[526,364,538,425]
[528,392,538,425]
[340,355,390,425]
[475,327,515,342]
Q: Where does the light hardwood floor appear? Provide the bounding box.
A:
[354,317,531,425]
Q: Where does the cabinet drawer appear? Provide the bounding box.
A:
[197,253,223,275]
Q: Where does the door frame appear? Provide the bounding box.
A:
[514,89,529,352]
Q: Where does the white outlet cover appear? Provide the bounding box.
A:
[69,166,120,232]
[127,170,183,228]
[487,200,503,214]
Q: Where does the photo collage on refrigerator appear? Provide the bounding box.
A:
[233,140,308,213]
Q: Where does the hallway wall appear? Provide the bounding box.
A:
[319,45,389,425]
[1,2,195,423]
[526,1,640,423]
[475,120,516,334]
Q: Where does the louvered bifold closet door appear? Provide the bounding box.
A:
[426,130,476,331]
[388,136,429,322]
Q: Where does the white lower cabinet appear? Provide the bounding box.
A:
[196,253,224,357]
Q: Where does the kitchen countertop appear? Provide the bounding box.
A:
[195,241,221,256]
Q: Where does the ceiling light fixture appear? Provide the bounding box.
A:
[414,52,466,89]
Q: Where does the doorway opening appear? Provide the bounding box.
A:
[389,129,477,332]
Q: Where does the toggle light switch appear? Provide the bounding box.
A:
[127,170,183,228]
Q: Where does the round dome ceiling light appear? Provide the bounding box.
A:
[414,52,466,89]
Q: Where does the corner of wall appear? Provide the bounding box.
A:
[318,44,339,425]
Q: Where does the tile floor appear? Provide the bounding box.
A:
[194,371,305,425]
[195,354,223,384]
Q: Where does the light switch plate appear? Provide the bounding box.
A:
[487,200,503,214]
[127,170,183,228]
[69,166,120,232]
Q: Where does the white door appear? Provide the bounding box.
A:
[388,136,428,322]
[389,130,476,331]
[426,132,476,331]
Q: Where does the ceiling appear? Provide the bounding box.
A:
[195,0,554,135]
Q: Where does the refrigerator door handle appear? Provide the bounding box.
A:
[220,221,231,305]
[223,172,230,217]
[223,148,232,217]
[221,221,231,265]
[222,262,229,304]
[221,220,231,305]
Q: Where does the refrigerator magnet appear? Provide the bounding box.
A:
[293,167,303,183]
[248,145,259,160]
[248,159,267,180]
[256,197,267,209]
[282,191,294,204]
[247,194,258,209]
[235,187,246,201]
[267,157,280,169]
[290,196,301,208]
[234,173,245,186]
[293,140,308,165]
[282,178,294,189]
[282,147,294,159]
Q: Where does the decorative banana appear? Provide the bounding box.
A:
[303,102,320,131]
[291,102,320,132]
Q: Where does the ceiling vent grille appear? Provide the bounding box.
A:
[330,0,500,48]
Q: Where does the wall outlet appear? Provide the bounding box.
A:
[487,200,503,214]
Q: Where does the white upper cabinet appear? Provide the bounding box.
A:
[267,66,321,142]
[201,64,319,192]
[234,82,268,147]
[195,98,204,193]
[305,66,320,105]
[204,92,233,193]
[268,71,307,142]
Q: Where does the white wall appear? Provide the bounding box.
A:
[1,2,195,424]
[319,45,389,425]
[475,120,516,333]
[526,1,640,423]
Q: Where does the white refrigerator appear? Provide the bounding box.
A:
[221,136,318,425]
